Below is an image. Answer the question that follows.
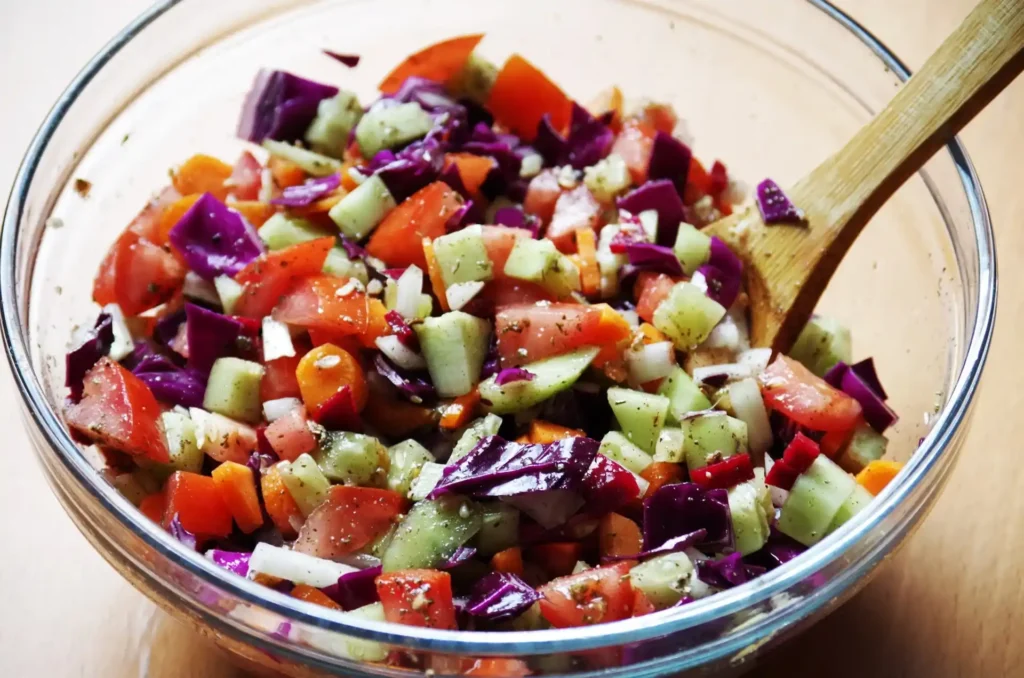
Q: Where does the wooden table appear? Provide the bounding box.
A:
[1,1,1021,675]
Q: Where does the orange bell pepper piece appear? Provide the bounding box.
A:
[261,464,303,539]
[378,34,484,94]
[171,154,234,201]
[575,228,600,297]
[422,237,450,312]
[528,420,585,444]
[487,54,572,141]
[296,344,368,414]
[856,460,904,495]
[439,390,481,430]
[211,461,264,534]
[490,547,524,577]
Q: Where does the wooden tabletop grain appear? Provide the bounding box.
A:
[1,1,1021,676]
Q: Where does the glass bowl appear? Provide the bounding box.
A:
[0,0,996,675]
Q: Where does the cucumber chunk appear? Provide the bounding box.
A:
[503,237,581,298]
[728,477,771,556]
[408,461,446,501]
[328,174,397,241]
[681,412,748,471]
[583,153,631,202]
[258,213,331,251]
[203,357,265,423]
[381,495,482,571]
[658,366,712,423]
[432,225,493,286]
[213,276,244,315]
[475,503,520,556]
[156,410,203,473]
[338,603,388,662]
[450,413,503,463]
[598,431,653,475]
[278,454,331,516]
[355,102,433,158]
[788,314,852,377]
[629,551,701,609]
[638,209,658,241]
[315,431,389,487]
[322,247,369,283]
[304,90,363,158]
[827,483,873,532]
[653,282,727,350]
[448,52,498,104]
[261,139,342,177]
[777,455,857,546]
[673,223,712,275]
[837,421,888,474]
[415,311,491,398]
[386,439,434,496]
[653,427,686,463]
[479,347,599,415]
[384,279,434,321]
[607,387,670,453]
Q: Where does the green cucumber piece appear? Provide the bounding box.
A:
[777,455,857,546]
[386,439,434,496]
[448,53,498,104]
[653,427,686,463]
[681,413,748,471]
[837,421,888,474]
[503,238,580,298]
[338,603,388,661]
[653,282,727,350]
[383,279,434,320]
[213,276,243,315]
[381,495,482,571]
[479,347,599,415]
[355,102,433,158]
[583,153,631,202]
[261,139,342,177]
[629,551,699,609]
[432,225,493,286]
[408,461,446,501]
[278,454,331,516]
[827,483,873,532]
[258,213,330,251]
[415,311,491,397]
[788,314,852,377]
[450,413,503,463]
[658,366,712,423]
[673,223,711,275]
[304,90,363,158]
[203,357,265,423]
[638,209,658,241]
[322,247,369,283]
[607,387,670,453]
[328,174,397,241]
[157,410,203,473]
[315,431,389,487]
[598,431,653,475]
[475,503,520,556]
[728,478,771,556]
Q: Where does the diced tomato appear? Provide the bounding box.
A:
[444,153,495,200]
[765,458,800,491]
[476,279,554,313]
[227,151,263,201]
[294,485,407,559]
[261,354,303,401]
[611,118,657,185]
[171,154,233,201]
[689,454,755,490]
[139,491,167,524]
[684,157,712,205]
[366,182,463,269]
[487,54,572,141]
[376,569,457,629]
[211,461,264,534]
[494,302,603,367]
[759,356,863,432]
[295,344,368,413]
[545,185,601,253]
[638,102,678,135]
[708,160,729,196]
[598,513,642,560]
[164,471,234,538]
[309,385,363,432]
[480,225,532,279]
[233,237,334,318]
[782,432,821,473]
[590,304,633,368]
[263,406,318,462]
[634,272,679,324]
[538,562,634,628]
[229,200,277,228]
[378,34,484,94]
[522,169,562,226]
[631,589,657,617]
[525,542,581,579]
[93,230,187,316]
[362,391,437,438]
[126,185,183,242]
[64,357,169,463]
[272,276,369,336]
[261,464,304,539]
[464,658,532,676]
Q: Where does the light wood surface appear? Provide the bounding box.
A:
[708,0,1024,351]
[1,1,1022,676]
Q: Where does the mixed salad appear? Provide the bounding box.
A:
[63,35,904,672]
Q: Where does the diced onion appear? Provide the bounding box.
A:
[505,489,585,530]
[262,316,296,362]
[102,303,135,362]
[692,363,752,385]
[182,271,221,307]
[519,153,543,178]
[626,341,676,384]
[249,543,357,588]
[263,397,302,422]
[727,378,773,455]
[445,280,486,311]
[689,270,709,294]
[395,265,423,321]
[738,348,772,374]
[259,168,275,203]
[703,315,742,351]
[375,335,427,371]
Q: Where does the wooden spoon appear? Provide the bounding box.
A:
[704,0,1024,352]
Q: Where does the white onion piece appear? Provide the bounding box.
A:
[259,168,275,203]
[263,397,302,422]
[262,316,296,361]
[375,335,427,371]
[626,341,676,384]
[690,270,709,294]
[632,470,650,498]
[703,316,742,351]
[728,378,773,455]
[505,489,585,530]
[692,363,753,385]
[770,486,790,508]
[409,462,446,501]
[249,543,357,588]
[619,309,640,327]
[182,271,221,307]
[395,265,423,320]
[738,348,772,374]
[445,280,486,311]
[102,303,135,362]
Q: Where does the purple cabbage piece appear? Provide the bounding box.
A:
[168,193,265,280]
[237,69,338,143]
[439,162,471,199]
[321,565,382,611]
[602,529,708,563]
[580,453,641,515]
[492,206,540,238]
[123,341,178,373]
[65,313,114,400]
[271,173,341,207]
[338,237,369,262]
[135,369,207,408]
[481,334,500,380]
[207,550,252,577]
[848,358,889,399]
[709,237,742,276]
[373,354,436,404]
[169,514,198,550]
[745,529,806,571]
[696,237,744,309]
[429,435,599,499]
[375,136,446,201]
[625,242,684,277]
[697,552,765,589]
[185,303,246,374]
[323,50,360,68]
[617,180,686,246]
[442,546,478,569]
[494,367,535,386]
[152,308,187,348]
[534,114,568,166]
[756,178,806,224]
[247,450,279,475]
[823,360,898,433]
[445,200,475,232]
[643,482,733,553]
[565,102,614,170]
[647,131,692,201]
[465,572,541,622]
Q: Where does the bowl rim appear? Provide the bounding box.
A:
[0,0,997,665]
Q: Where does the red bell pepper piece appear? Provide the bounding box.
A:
[690,454,755,490]
[782,432,821,473]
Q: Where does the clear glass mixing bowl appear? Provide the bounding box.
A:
[0,0,996,675]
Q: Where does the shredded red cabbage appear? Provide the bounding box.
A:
[445,200,475,232]
[533,114,568,167]
[643,482,733,553]
[237,69,339,143]
[442,546,478,569]
[373,354,436,404]
[322,566,382,610]
[756,178,805,225]
[168,193,265,280]
[185,303,246,374]
[465,572,541,622]
[493,206,540,238]
[494,367,535,386]
[647,131,692,199]
[322,50,360,68]
[169,514,198,550]
[602,529,707,563]
[271,173,341,207]
[823,360,898,432]
[207,549,252,577]
[625,242,684,277]
[135,367,207,409]
[617,180,686,246]
[375,137,446,201]
[697,552,765,589]
[66,313,114,400]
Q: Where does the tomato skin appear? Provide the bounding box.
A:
[480,225,533,280]
[64,357,169,463]
[164,471,234,538]
[366,182,463,269]
[546,185,601,253]
[611,118,657,185]
[494,302,603,367]
[263,406,318,462]
[376,569,458,630]
[261,354,303,402]
[759,355,863,432]
[94,230,187,316]
[378,34,484,94]
[523,169,563,226]
[293,485,407,559]
[233,237,334,318]
[487,54,572,141]
[538,562,634,628]
[634,272,679,324]
[227,151,263,201]
[272,275,369,336]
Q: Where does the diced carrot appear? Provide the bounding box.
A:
[856,460,904,495]
[261,464,303,539]
[423,237,450,311]
[156,194,201,244]
[378,34,484,95]
[444,153,495,199]
[291,584,343,611]
[229,200,277,228]
[515,435,532,444]
[211,461,264,534]
[490,547,524,577]
[296,344,368,414]
[526,542,581,578]
[464,658,531,677]
[253,572,285,588]
[268,156,306,188]
[591,304,634,368]
[139,490,167,524]
[575,228,600,297]
[362,391,437,438]
[598,513,642,559]
[487,54,572,141]
[641,461,685,498]
[358,297,390,349]
[528,420,585,444]
[171,154,233,201]
[440,390,481,430]
[638,322,669,345]
[290,191,345,218]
